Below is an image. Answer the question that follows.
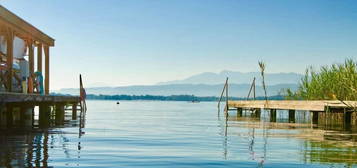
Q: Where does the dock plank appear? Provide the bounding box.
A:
[0,92,79,104]
[228,100,357,111]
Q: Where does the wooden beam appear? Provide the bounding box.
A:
[228,100,357,112]
[37,43,42,72]
[0,5,55,46]
[27,40,34,93]
[44,45,49,95]
[27,40,34,75]
[6,27,13,92]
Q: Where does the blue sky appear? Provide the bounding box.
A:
[1,0,357,90]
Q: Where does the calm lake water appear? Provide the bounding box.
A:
[1,100,357,167]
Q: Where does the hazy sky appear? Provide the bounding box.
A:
[1,0,357,90]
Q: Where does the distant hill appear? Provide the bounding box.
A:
[57,83,298,97]
[158,71,303,85]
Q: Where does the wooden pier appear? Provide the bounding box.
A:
[0,92,81,128]
[227,100,357,127]
[228,100,357,112]
[0,6,83,128]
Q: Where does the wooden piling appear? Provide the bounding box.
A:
[254,108,261,118]
[39,104,51,127]
[289,110,295,123]
[20,105,34,127]
[55,104,65,125]
[312,111,319,125]
[270,109,277,122]
[6,105,13,127]
[72,103,77,120]
[237,108,243,117]
[344,110,352,130]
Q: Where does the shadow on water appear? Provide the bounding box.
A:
[222,108,357,167]
[0,108,86,168]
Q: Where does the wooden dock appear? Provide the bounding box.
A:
[226,100,357,127]
[0,92,81,128]
[0,92,79,104]
[228,100,357,112]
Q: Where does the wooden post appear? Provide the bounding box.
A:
[6,28,14,92]
[37,43,42,72]
[6,104,13,127]
[0,106,2,126]
[253,79,256,100]
[270,109,277,122]
[312,111,319,125]
[344,110,351,131]
[254,108,261,118]
[28,40,34,93]
[72,103,77,120]
[20,105,34,127]
[225,78,229,113]
[288,110,295,123]
[39,104,50,128]
[55,103,64,125]
[237,108,243,117]
[44,45,49,95]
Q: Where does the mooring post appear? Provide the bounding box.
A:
[39,104,51,128]
[270,109,277,122]
[72,103,77,120]
[288,110,295,123]
[254,108,261,118]
[20,105,26,126]
[55,103,65,125]
[237,108,243,117]
[6,104,13,127]
[343,108,352,130]
[20,105,34,127]
[312,111,319,125]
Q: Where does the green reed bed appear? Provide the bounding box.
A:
[285,59,357,101]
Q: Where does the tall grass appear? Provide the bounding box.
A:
[285,59,357,100]
[259,61,268,101]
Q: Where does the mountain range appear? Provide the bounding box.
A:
[57,71,302,97]
[158,71,302,85]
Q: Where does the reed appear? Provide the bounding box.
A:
[259,61,268,101]
[285,59,357,101]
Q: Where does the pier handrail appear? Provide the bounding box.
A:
[218,77,229,110]
[247,77,256,100]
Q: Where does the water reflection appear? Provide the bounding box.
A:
[224,109,357,167]
[0,109,85,168]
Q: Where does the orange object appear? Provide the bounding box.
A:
[28,76,33,93]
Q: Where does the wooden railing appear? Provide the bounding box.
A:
[247,77,256,100]
[218,77,229,116]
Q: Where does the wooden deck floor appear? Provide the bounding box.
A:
[228,100,357,111]
[0,92,79,104]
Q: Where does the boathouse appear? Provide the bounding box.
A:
[0,5,81,127]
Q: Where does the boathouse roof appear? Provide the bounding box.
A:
[0,5,55,46]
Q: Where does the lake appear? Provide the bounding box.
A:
[0,100,357,167]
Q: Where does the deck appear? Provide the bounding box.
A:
[228,100,357,112]
[0,92,79,104]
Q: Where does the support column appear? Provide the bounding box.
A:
[28,40,34,93]
[6,29,14,92]
[37,43,42,72]
[270,109,277,122]
[254,108,261,118]
[312,111,319,125]
[39,104,51,128]
[6,104,13,127]
[55,103,65,125]
[44,45,49,95]
[72,103,77,120]
[20,105,33,127]
[0,104,4,127]
[344,111,352,131]
[288,110,295,123]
